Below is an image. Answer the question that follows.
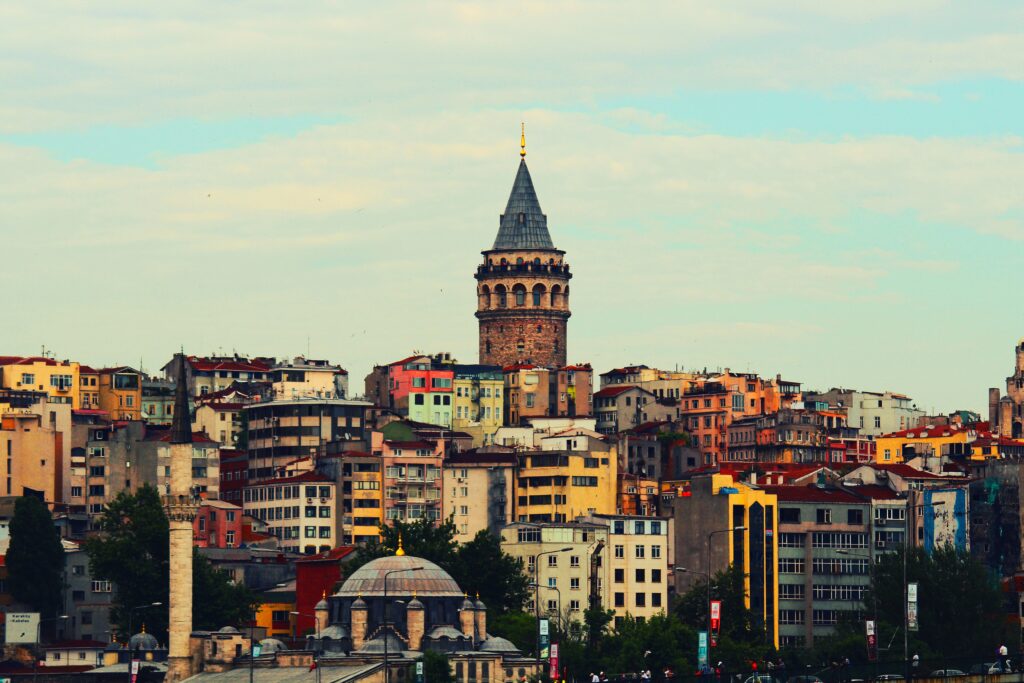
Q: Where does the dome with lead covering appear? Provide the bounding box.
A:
[335,556,463,598]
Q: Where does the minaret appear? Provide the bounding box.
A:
[164,353,198,682]
[475,125,572,368]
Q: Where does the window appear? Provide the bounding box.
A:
[614,592,625,607]
[91,580,112,593]
[635,592,646,607]
[874,416,881,429]
[570,577,580,590]
[651,569,662,583]
[847,509,864,525]
[875,507,906,522]
[319,526,331,538]
[226,530,235,546]
[635,545,645,559]
[779,584,804,599]
[779,533,805,548]
[570,555,580,568]
[21,373,35,385]
[569,600,581,612]
[614,544,624,559]
[816,509,832,525]
[547,577,556,589]
[548,555,558,567]
[72,565,85,576]
[635,568,645,583]
[780,508,801,524]
[305,526,316,538]
[779,610,805,625]
[813,585,866,601]
[614,568,624,583]
[319,506,331,518]
[779,558,806,573]
[812,532,868,549]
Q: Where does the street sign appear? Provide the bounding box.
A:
[253,644,262,657]
[131,659,140,683]
[710,600,721,647]
[4,613,38,644]
[865,620,878,662]
[550,643,560,679]
[698,631,709,669]
[539,618,550,659]
[416,660,424,683]
[907,582,919,632]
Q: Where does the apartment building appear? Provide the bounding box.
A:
[268,356,348,400]
[380,438,444,525]
[451,364,504,446]
[242,472,337,555]
[515,434,618,522]
[97,366,143,420]
[593,386,679,436]
[193,500,244,549]
[165,355,271,397]
[62,543,113,642]
[0,356,81,408]
[500,522,609,627]
[0,390,71,503]
[809,388,924,437]
[443,449,517,542]
[316,449,384,545]
[503,364,594,425]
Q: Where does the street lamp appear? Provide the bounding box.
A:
[289,610,324,683]
[250,582,292,683]
[528,582,563,632]
[33,615,68,683]
[699,527,745,642]
[902,501,944,676]
[383,566,424,683]
[532,547,572,661]
[125,602,162,683]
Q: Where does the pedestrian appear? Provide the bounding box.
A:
[999,644,1010,673]
[592,673,599,683]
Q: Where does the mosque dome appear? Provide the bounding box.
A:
[130,627,159,651]
[480,636,521,654]
[258,638,287,653]
[336,556,464,598]
[357,633,407,653]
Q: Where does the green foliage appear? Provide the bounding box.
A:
[490,611,537,653]
[423,649,455,683]
[863,545,1010,659]
[343,520,528,613]
[7,496,65,620]
[85,486,255,640]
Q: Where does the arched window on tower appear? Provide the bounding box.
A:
[516,257,524,265]
[486,340,492,354]
[513,284,526,307]
[516,340,525,355]
[550,284,561,308]
[481,285,491,308]
[495,285,507,308]
[532,284,546,306]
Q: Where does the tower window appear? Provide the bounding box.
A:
[496,285,507,308]
[516,340,525,354]
[486,340,492,354]
[532,283,546,306]
[537,325,542,333]
[513,284,526,306]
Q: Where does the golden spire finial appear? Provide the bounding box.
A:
[322,589,327,599]
[396,532,405,556]
[520,122,526,158]
[140,623,146,634]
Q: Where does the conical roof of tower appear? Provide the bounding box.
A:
[492,159,556,251]
[170,353,193,445]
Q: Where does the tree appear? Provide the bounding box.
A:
[423,649,455,683]
[7,496,64,622]
[864,545,1010,660]
[86,486,255,640]
[452,530,530,614]
[342,518,459,581]
[490,611,536,653]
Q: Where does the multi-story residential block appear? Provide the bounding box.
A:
[515,434,618,523]
[582,514,671,626]
[79,365,100,410]
[141,376,175,424]
[268,356,348,400]
[97,366,143,420]
[245,398,370,481]
[62,542,113,642]
[0,390,71,503]
[503,364,593,425]
[476,145,572,368]
[672,473,780,648]
[316,448,384,544]
[451,364,504,446]
[618,420,701,481]
[808,388,924,437]
[874,423,978,463]
[193,500,244,548]
[726,406,852,464]
[593,386,680,435]
[366,354,456,427]
[163,354,272,396]
[194,400,245,446]
[494,416,597,449]
[242,472,337,555]
[617,473,661,517]
[443,449,517,542]
[380,437,444,525]
[500,522,609,627]
[0,356,81,408]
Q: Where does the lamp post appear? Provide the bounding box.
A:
[289,610,324,683]
[532,547,572,661]
[250,582,290,683]
[902,501,944,678]
[33,615,68,683]
[700,528,745,641]
[383,566,424,683]
[125,602,162,683]
[529,582,563,632]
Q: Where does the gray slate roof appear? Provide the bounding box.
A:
[492,159,556,251]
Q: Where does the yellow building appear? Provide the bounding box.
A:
[255,583,296,639]
[79,366,100,410]
[340,451,384,544]
[874,423,976,463]
[98,367,143,420]
[515,434,618,523]
[452,368,504,447]
[0,356,81,409]
[672,473,779,648]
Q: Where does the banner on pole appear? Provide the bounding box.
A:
[865,620,878,662]
[550,642,560,679]
[698,631,709,669]
[539,618,550,659]
[710,600,721,647]
[907,582,919,632]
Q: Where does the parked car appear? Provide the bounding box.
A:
[873,675,905,682]
[930,670,966,678]
[742,675,778,683]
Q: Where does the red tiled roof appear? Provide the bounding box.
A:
[202,402,245,411]
[188,356,271,373]
[593,385,637,399]
[503,363,539,372]
[562,364,593,371]
[601,365,650,376]
[880,422,988,439]
[761,484,864,504]
[869,463,945,479]
[99,366,138,374]
[389,354,428,367]
[72,409,109,416]
[79,366,98,374]
[295,546,357,564]
[147,429,216,443]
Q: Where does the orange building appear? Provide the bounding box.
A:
[98,367,143,420]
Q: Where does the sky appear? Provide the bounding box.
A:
[2,1,1023,413]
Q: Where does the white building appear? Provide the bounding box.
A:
[242,472,337,555]
[810,389,924,437]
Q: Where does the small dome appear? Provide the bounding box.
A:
[352,595,367,609]
[357,633,406,653]
[104,640,122,652]
[319,624,349,640]
[258,638,287,654]
[407,596,424,610]
[130,630,159,651]
[337,556,464,598]
[480,636,521,654]
[426,626,468,641]
[315,597,329,611]
[474,596,486,610]
[217,626,240,634]
[461,595,475,610]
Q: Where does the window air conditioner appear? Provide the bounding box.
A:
[876,540,886,549]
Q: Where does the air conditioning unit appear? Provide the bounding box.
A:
[320,497,327,504]
[307,498,314,504]
[876,540,886,549]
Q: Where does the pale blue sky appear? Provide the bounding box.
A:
[2,1,1022,412]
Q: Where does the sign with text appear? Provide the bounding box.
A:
[698,631,709,669]
[4,613,38,644]
[416,661,424,683]
[539,618,550,659]
[865,620,878,662]
[550,642,560,679]
[907,582,919,632]
[710,600,721,647]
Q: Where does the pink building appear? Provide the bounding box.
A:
[193,500,244,548]
[385,355,455,426]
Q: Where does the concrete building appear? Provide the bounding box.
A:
[142,376,175,425]
[380,437,444,525]
[366,354,455,427]
[63,542,114,642]
[163,355,271,397]
[0,356,82,409]
[451,364,504,446]
[476,137,572,369]
[443,449,517,542]
[0,390,71,504]
[725,406,852,464]
[268,356,348,401]
[315,448,384,545]
[243,472,338,555]
[245,398,370,481]
[672,473,780,648]
[515,434,618,523]
[494,416,598,449]
[593,386,679,436]
[808,388,924,437]
[503,364,593,425]
[193,500,244,548]
[501,521,609,627]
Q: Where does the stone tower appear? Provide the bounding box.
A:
[990,338,1024,438]
[164,354,198,682]
[476,128,571,368]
